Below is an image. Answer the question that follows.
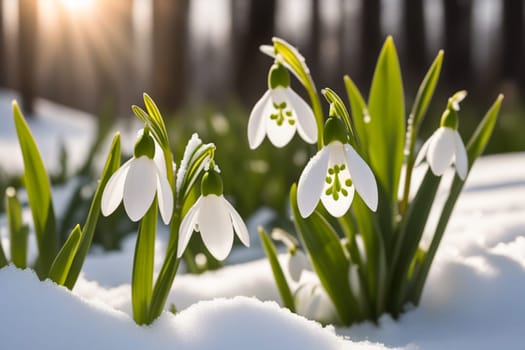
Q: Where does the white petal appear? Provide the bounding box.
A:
[266,88,297,148]
[101,159,132,217]
[321,143,354,217]
[427,128,455,176]
[288,250,309,282]
[297,147,330,218]
[248,90,272,149]
[153,140,167,177]
[453,131,468,180]
[285,88,317,144]
[259,45,276,58]
[177,197,202,258]
[198,195,234,261]
[123,157,157,222]
[156,171,174,224]
[344,144,378,211]
[223,197,250,247]
[414,137,431,167]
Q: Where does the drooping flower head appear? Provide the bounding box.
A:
[248,62,317,149]
[177,162,250,261]
[101,128,173,224]
[297,117,378,218]
[415,90,468,180]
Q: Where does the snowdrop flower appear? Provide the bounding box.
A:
[271,228,311,282]
[294,281,339,324]
[297,117,378,218]
[248,62,317,149]
[415,91,468,180]
[177,165,250,261]
[101,128,173,224]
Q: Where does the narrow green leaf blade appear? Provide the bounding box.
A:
[48,225,82,286]
[259,228,295,312]
[132,201,157,325]
[65,134,121,289]
[13,101,57,277]
[367,37,405,233]
[344,76,372,162]
[290,184,359,325]
[0,238,8,268]
[411,95,503,304]
[410,51,444,128]
[5,187,28,268]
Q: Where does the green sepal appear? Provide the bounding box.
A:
[6,187,28,268]
[259,227,296,312]
[290,184,361,325]
[322,88,359,149]
[132,200,157,325]
[201,170,223,196]
[134,129,155,159]
[268,63,290,89]
[64,133,121,289]
[440,109,458,129]
[48,225,82,286]
[323,117,348,145]
[13,100,57,278]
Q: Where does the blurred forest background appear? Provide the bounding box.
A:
[0,0,523,252]
[0,0,524,151]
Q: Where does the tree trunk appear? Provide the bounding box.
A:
[308,0,322,79]
[233,0,276,106]
[360,0,382,87]
[502,0,524,89]
[403,0,426,84]
[18,0,38,115]
[0,0,5,87]
[152,0,189,112]
[443,0,472,87]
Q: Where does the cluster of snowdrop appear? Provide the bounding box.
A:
[1,36,501,328]
[250,37,502,325]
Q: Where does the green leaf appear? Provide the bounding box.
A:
[143,93,170,149]
[13,101,57,277]
[409,51,444,129]
[5,187,28,268]
[132,200,157,325]
[389,169,442,314]
[0,238,7,268]
[344,75,370,159]
[290,184,360,325]
[48,225,82,286]
[65,134,121,289]
[400,51,444,214]
[367,37,406,236]
[411,95,503,305]
[259,228,295,312]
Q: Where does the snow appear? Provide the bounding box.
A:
[1,93,524,349]
[0,266,385,350]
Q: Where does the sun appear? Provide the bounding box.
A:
[59,0,96,14]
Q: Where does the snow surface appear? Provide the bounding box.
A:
[1,93,524,349]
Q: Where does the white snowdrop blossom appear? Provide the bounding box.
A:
[101,130,173,224]
[288,250,311,282]
[294,280,339,324]
[177,168,250,261]
[297,118,378,218]
[248,63,317,149]
[415,91,468,180]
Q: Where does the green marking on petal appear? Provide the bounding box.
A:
[324,163,353,201]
